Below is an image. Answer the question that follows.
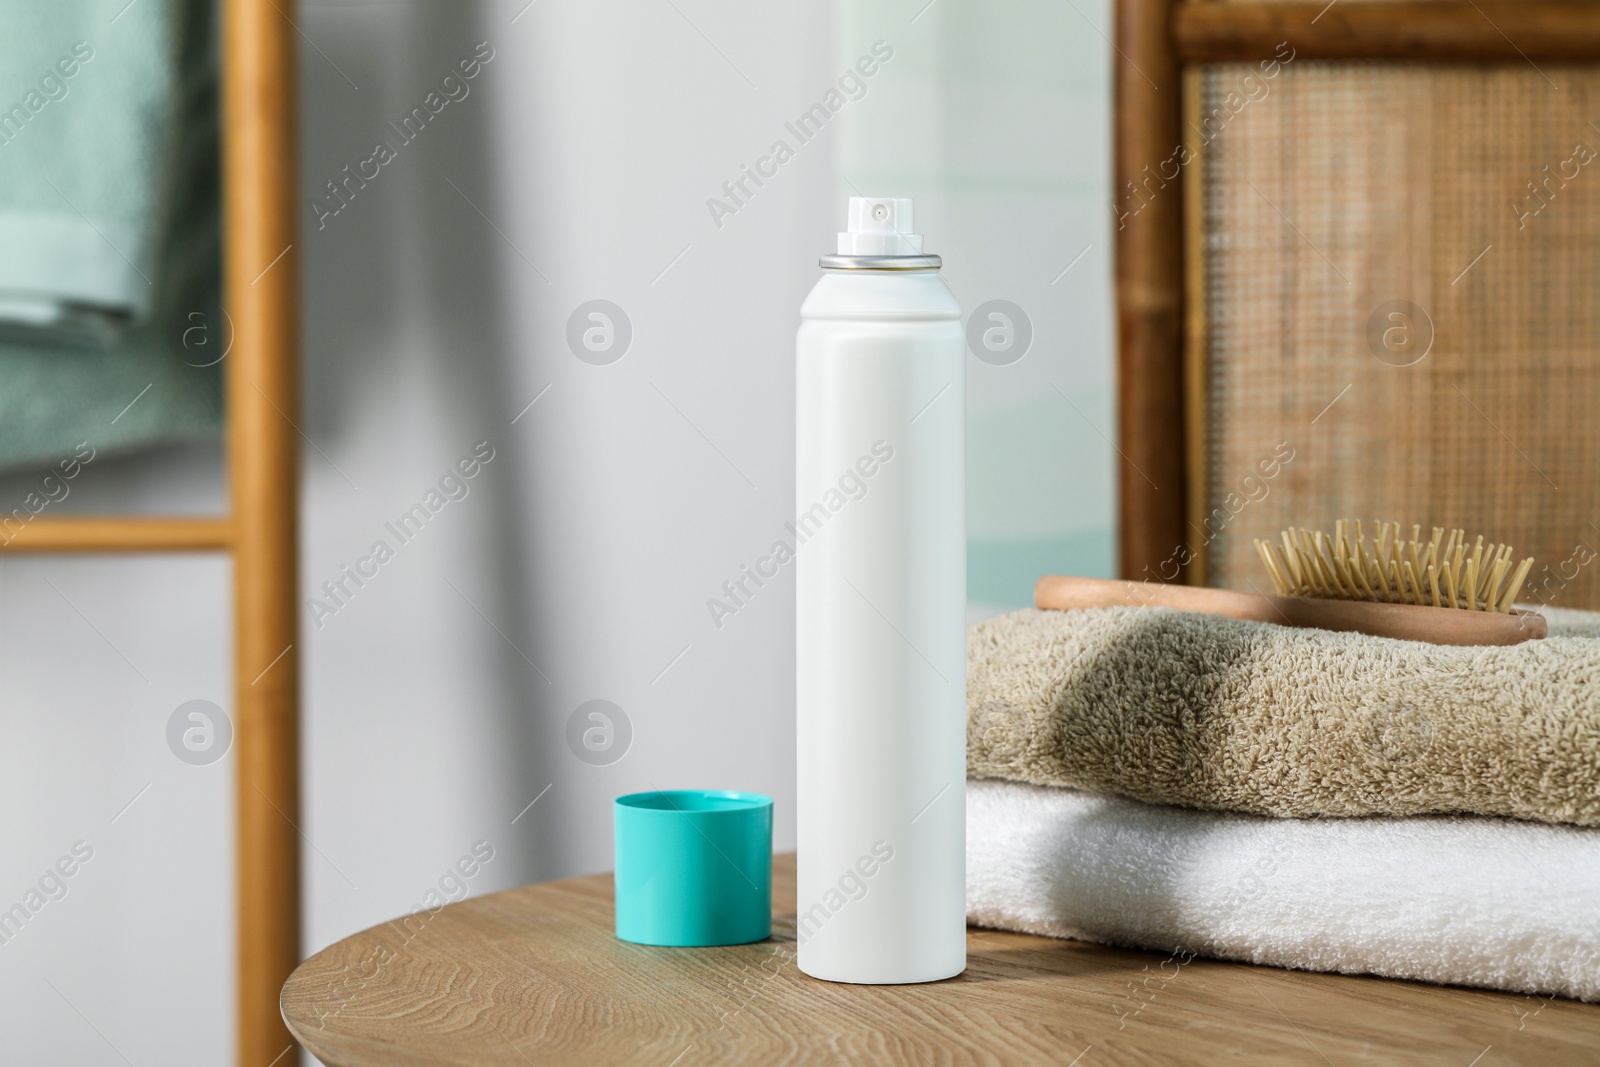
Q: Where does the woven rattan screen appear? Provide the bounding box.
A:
[1194,61,1600,609]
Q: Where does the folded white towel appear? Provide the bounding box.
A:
[967,779,1600,1000]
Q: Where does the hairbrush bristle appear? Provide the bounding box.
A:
[1254,520,1534,613]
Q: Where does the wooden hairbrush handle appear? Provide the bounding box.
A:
[1033,575,1547,646]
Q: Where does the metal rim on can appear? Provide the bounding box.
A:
[819,253,943,270]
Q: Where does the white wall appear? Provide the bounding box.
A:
[0,1,1111,1063]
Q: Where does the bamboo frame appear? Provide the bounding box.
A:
[0,3,300,1064]
[1180,67,1209,590]
[1114,0,1188,582]
[1114,0,1600,583]
[1174,1,1600,62]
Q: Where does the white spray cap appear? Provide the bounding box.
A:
[837,197,924,255]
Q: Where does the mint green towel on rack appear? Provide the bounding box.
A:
[0,0,221,471]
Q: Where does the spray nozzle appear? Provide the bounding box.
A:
[838,197,923,255]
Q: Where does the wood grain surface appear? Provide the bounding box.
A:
[282,853,1600,1066]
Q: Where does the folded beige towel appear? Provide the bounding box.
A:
[967,606,1600,826]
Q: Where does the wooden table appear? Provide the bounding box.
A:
[282,854,1600,1066]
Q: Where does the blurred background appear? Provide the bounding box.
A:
[0,0,1113,1062]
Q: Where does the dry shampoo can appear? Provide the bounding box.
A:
[795,197,965,984]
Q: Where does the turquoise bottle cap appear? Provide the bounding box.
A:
[613,790,773,947]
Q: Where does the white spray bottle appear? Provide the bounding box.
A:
[795,197,966,984]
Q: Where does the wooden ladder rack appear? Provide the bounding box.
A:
[0,3,301,1064]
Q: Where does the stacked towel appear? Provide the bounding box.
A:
[966,604,1600,998]
[966,779,1600,1001]
[968,607,1600,825]
[0,0,221,470]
